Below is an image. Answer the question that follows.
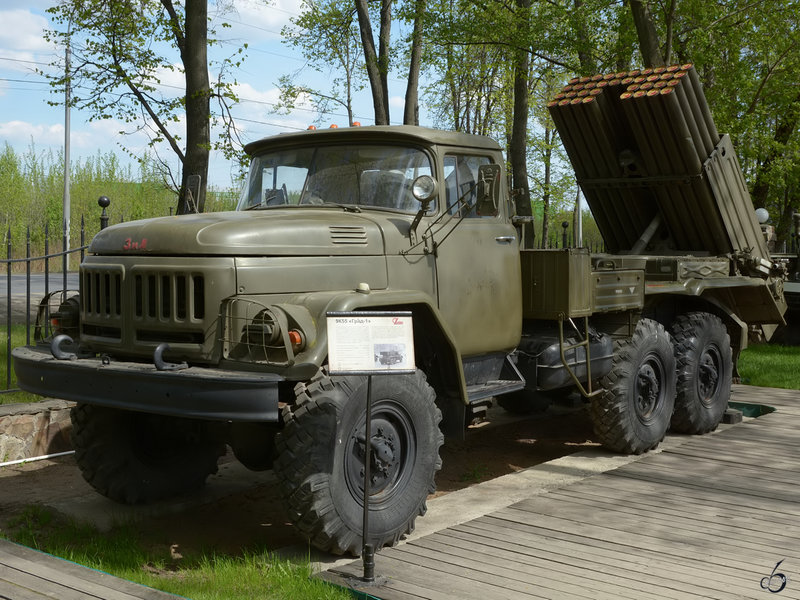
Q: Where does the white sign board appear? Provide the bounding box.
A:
[326,311,415,375]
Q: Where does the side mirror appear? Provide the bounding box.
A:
[476,164,501,217]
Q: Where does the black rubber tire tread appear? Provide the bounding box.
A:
[70,404,222,504]
[590,319,676,454]
[273,368,443,556]
[670,312,732,434]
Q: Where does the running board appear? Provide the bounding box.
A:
[466,379,525,402]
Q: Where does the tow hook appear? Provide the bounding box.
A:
[50,335,77,360]
[154,343,189,371]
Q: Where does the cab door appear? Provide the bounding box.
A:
[432,152,522,357]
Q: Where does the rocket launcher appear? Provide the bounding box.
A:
[548,64,771,272]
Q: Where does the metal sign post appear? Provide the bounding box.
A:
[326,310,415,583]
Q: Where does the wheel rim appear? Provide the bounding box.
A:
[345,400,416,507]
[635,352,665,423]
[697,344,722,406]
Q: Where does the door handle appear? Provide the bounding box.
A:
[495,235,516,243]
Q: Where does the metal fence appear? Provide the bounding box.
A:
[2,210,104,394]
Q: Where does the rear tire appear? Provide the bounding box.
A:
[591,319,676,454]
[71,404,224,504]
[670,312,732,434]
[273,368,443,556]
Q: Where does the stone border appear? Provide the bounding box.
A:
[0,400,74,463]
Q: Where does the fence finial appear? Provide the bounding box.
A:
[98,196,110,230]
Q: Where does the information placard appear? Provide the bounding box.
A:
[326,311,415,375]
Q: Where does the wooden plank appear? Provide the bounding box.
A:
[407,534,653,600]
[491,502,797,571]
[552,479,800,534]
[328,552,552,600]
[446,520,755,593]
[590,470,800,520]
[539,487,799,552]
[387,544,564,600]
[421,529,719,600]
[319,568,432,600]
[616,450,800,487]
[505,494,800,562]
[608,463,800,503]
[0,541,177,600]
[440,522,770,599]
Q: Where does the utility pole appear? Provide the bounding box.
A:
[63,25,71,263]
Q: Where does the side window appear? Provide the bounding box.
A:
[443,154,492,218]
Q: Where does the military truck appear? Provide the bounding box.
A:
[13,64,786,556]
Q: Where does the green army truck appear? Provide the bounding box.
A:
[13,64,786,556]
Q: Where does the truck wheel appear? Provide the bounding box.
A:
[70,404,224,504]
[591,319,676,454]
[670,312,732,434]
[274,368,443,556]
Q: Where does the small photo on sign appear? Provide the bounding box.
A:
[374,343,406,368]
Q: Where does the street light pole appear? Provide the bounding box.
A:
[63,24,71,263]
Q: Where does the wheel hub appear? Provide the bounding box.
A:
[697,346,721,404]
[636,360,662,420]
[349,415,407,498]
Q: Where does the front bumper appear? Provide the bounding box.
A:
[12,345,283,422]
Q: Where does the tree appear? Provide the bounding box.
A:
[44,0,248,214]
[355,0,392,124]
[278,0,365,126]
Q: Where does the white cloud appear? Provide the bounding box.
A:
[389,95,406,111]
[215,0,301,43]
[0,10,52,53]
[0,120,63,147]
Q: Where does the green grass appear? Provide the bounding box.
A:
[738,344,800,390]
[1,324,39,404]
[1,506,351,600]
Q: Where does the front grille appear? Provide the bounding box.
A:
[133,273,205,321]
[83,269,123,317]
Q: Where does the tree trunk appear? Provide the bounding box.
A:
[628,0,665,68]
[355,0,390,125]
[404,0,425,125]
[510,0,532,247]
[177,0,209,214]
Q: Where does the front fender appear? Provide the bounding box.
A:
[286,289,468,405]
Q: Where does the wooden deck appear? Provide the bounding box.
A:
[321,385,800,599]
[0,539,182,600]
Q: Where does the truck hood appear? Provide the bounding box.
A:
[88,209,386,256]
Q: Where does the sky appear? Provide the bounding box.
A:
[0,0,420,191]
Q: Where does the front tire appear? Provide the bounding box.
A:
[70,404,224,504]
[591,319,676,454]
[273,368,443,556]
[670,312,732,434]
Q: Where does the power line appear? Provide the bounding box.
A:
[0,77,50,85]
[0,56,52,67]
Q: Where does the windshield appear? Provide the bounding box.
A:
[237,144,434,213]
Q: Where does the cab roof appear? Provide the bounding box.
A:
[243,125,502,156]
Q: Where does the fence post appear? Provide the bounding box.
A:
[80,215,86,263]
[44,223,50,310]
[26,227,31,344]
[99,196,110,230]
[561,221,570,249]
[62,219,68,295]
[6,228,11,391]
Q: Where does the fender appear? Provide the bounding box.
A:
[282,288,469,409]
